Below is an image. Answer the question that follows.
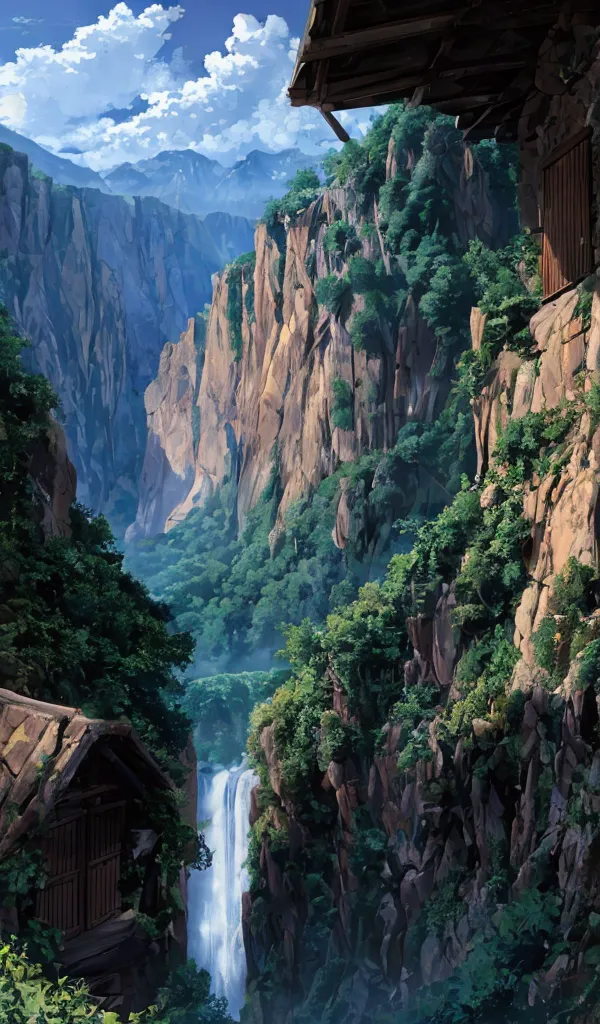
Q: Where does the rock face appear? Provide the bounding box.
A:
[0,147,254,535]
[28,419,77,539]
[132,143,509,541]
[126,318,203,542]
[243,40,600,1022]
[243,282,600,1024]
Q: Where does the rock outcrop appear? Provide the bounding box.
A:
[126,318,204,541]
[132,141,510,541]
[28,419,77,539]
[242,274,600,1024]
[0,147,254,536]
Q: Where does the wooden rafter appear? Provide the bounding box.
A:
[290,0,600,139]
[299,12,463,63]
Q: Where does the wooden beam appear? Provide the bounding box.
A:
[320,109,351,143]
[315,54,529,106]
[298,11,463,63]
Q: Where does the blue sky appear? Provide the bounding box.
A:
[0,3,375,171]
[0,2,306,73]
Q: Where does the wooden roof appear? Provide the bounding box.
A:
[0,689,172,859]
[289,1,600,140]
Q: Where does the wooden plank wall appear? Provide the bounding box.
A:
[542,130,592,300]
[35,802,126,935]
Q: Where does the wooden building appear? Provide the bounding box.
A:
[0,688,183,1017]
[290,1,600,300]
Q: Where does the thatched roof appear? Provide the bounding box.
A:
[289,1,600,140]
[0,689,172,859]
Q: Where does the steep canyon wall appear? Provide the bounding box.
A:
[130,131,512,544]
[0,147,254,534]
[241,41,600,1024]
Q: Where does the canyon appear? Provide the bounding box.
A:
[0,145,254,536]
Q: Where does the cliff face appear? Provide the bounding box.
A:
[243,282,600,1024]
[131,133,509,541]
[0,148,254,535]
[241,44,600,1024]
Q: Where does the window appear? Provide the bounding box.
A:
[542,128,593,300]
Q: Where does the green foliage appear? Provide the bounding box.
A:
[315,274,352,317]
[330,377,353,431]
[322,219,360,259]
[416,888,561,1022]
[349,294,386,354]
[183,670,287,763]
[492,405,576,483]
[226,264,244,360]
[153,961,234,1024]
[464,233,542,352]
[422,873,466,937]
[0,946,233,1024]
[0,943,106,1022]
[317,710,349,771]
[533,557,597,678]
[0,309,192,767]
[263,169,321,227]
[575,277,595,332]
[126,463,371,669]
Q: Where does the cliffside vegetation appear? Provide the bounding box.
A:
[236,108,600,1024]
[0,308,232,1022]
[127,104,527,721]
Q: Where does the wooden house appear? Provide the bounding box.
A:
[0,688,184,1017]
[290,0,600,299]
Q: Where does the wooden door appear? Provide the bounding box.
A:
[542,129,592,300]
[36,813,85,938]
[86,802,126,930]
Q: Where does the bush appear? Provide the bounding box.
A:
[263,168,322,227]
[315,274,352,317]
[323,219,360,259]
[349,295,385,354]
[330,377,354,430]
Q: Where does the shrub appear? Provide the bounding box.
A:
[317,710,348,770]
[315,274,352,317]
[330,377,354,430]
[322,220,360,259]
[349,296,384,354]
[263,168,322,227]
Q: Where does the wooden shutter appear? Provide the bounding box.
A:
[542,129,592,300]
[86,802,125,930]
[36,814,85,938]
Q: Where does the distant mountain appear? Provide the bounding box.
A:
[0,123,111,193]
[102,148,320,220]
[103,150,223,215]
[214,149,322,219]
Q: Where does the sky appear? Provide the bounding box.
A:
[0,2,378,171]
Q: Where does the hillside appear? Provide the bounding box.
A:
[125,107,521,673]
[0,123,111,192]
[123,98,600,1023]
[0,146,254,536]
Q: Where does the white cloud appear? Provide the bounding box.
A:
[12,16,43,25]
[0,5,379,170]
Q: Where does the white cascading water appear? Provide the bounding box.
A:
[187,762,257,1020]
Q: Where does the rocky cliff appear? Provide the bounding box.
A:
[0,147,254,535]
[130,116,514,542]
[242,280,600,1024]
[236,45,600,1022]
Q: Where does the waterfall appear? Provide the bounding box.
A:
[188,762,256,1020]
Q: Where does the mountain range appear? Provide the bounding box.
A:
[101,147,321,220]
[0,121,320,221]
